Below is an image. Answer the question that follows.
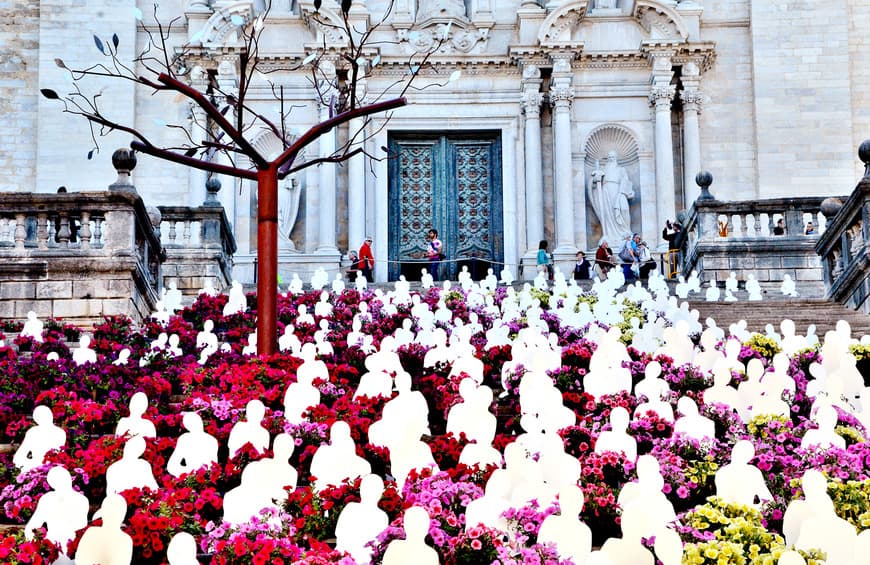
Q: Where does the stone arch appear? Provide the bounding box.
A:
[537,0,589,46]
[199,3,254,48]
[299,3,349,46]
[632,0,688,41]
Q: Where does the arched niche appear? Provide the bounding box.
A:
[582,124,642,245]
[248,129,305,251]
[198,2,255,48]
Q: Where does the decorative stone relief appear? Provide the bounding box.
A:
[550,84,575,108]
[196,2,254,47]
[649,84,676,110]
[680,89,703,112]
[397,22,489,54]
[419,0,467,19]
[299,1,349,45]
[538,6,586,45]
[521,90,544,118]
[633,1,688,41]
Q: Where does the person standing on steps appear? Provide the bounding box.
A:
[537,240,553,280]
[573,251,591,281]
[358,236,374,283]
[427,228,443,281]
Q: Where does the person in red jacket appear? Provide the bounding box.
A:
[358,236,374,282]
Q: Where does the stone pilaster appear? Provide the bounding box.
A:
[550,54,576,254]
[520,64,544,255]
[347,116,366,255]
[681,61,703,206]
[317,61,339,254]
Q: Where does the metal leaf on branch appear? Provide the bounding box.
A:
[40,89,60,100]
[341,0,353,15]
[112,33,119,49]
[94,35,105,54]
[54,58,66,69]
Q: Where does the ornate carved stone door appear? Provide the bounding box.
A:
[388,132,503,281]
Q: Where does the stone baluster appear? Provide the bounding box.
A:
[168,220,177,245]
[93,217,103,248]
[550,53,576,253]
[47,217,57,248]
[36,213,48,250]
[57,213,71,248]
[753,213,762,236]
[14,214,26,250]
[649,50,677,242]
[79,211,92,250]
[183,219,192,245]
[767,214,775,235]
[521,64,544,255]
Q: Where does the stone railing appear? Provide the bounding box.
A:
[815,150,870,311]
[0,191,164,324]
[157,205,237,298]
[678,195,833,294]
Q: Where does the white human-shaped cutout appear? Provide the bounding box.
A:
[105,436,158,495]
[694,328,725,373]
[314,291,333,318]
[703,364,741,413]
[310,420,371,491]
[278,323,301,354]
[515,412,561,460]
[382,506,439,565]
[778,551,807,565]
[499,266,514,285]
[617,455,676,540]
[14,405,66,472]
[448,351,484,385]
[801,403,845,450]
[72,334,97,366]
[633,361,674,422]
[595,407,637,462]
[792,472,857,563]
[783,469,835,546]
[164,281,183,313]
[73,494,133,565]
[223,280,247,316]
[113,348,131,366]
[686,270,702,294]
[167,412,219,478]
[466,471,512,534]
[223,462,284,525]
[368,372,430,448]
[447,378,496,443]
[288,273,304,294]
[115,392,156,439]
[539,432,582,490]
[496,442,556,509]
[537,485,592,564]
[673,397,715,441]
[724,289,738,302]
[167,532,199,565]
[388,426,438,490]
[24,466,89,551]
[847,529,870,565]
[714,440,773,507]
[654,320,695,367]
[780,319,807,356]
[419,268,434,289]
[331,272,346,294]
[228,399,270,457]
[725,271,739,293]
[674,275,689,299]
[244,433,298,496]
[746,273,762,300]
[165,334,183,357]
[310,267,329,290]
[584,327,632,401]
[295,303,315,326]
[458,417,503,470]
[196,319,219,361]
[241,331,258,355]
[152,300,170,326]
[199,280,218,296]
[283,370,321,425]
[21,310,44,342]
[780,274,799,297]
[704,280,720,302]
[599,506,654,565]
[354,353,395,400]
[335,474,390,564]
[737,358,767,420]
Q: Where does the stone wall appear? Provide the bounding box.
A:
[0,0,39,192]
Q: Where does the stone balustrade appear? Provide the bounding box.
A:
[0,191,164,324]
[157,205,236,299]
[815,155,870,311]
[678,196,835,294]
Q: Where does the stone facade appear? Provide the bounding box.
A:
[1,0,868,283]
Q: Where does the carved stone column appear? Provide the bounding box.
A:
[317,61,339,253]
[347,116,366,254]
[187,66,209,207]
[649,51,676,245]
[681,61,703,205]
[550,55,576,253]
[521,65,544,254]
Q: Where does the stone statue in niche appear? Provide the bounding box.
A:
[590,151,634,246]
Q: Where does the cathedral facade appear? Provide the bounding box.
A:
[1,0,868,282]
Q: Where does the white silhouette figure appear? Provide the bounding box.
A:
[74,494,133,565]
[228,399,270,457]
[21,311,44,342]
[167,412,219,477]
[335,474,390,564]
[14,405,66,472]
[24,466,89,552]
[382,506,439,565]
[115,392,156,439]
[105,436,159,495]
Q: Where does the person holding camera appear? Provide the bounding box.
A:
[426,228,443,280]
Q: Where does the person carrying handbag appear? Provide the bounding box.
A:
[426,228,443,280]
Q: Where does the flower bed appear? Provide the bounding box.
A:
[0,285,867,563]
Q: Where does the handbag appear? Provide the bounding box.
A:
[618,243,634,263]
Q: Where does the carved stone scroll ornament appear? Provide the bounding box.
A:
[680,89,704,112]
[649,84,676,110]
[520,90,544,118]
[397,23,489,54]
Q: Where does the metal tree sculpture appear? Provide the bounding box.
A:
[41,1,450,354]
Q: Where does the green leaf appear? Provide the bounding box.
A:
[94,35,105,54]
[40,88,60,100]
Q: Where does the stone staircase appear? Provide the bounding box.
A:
[686,294,870,338]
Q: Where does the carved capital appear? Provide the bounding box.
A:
[649,84,676,110]
[680,89,704,112]
[521,89,544,117]
[550,85,574,108]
